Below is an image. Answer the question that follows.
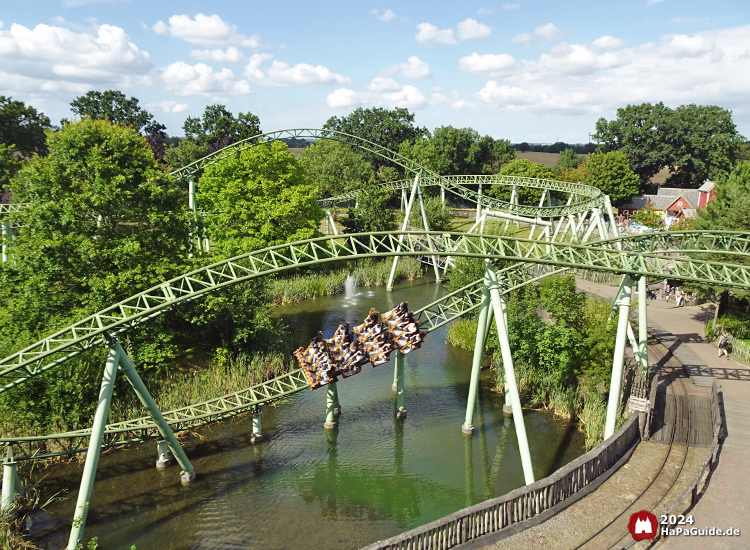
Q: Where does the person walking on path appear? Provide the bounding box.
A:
[718,329,730,359]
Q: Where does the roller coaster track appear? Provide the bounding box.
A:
[2,130,749,464]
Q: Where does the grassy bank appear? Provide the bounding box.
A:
[268,257,423,304]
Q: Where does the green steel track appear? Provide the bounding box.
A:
[2,129,749,462]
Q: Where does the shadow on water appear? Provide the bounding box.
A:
[32,277,586,550]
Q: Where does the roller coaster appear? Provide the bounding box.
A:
[1,129,749,549]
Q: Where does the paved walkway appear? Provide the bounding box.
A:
[574,279,750,548]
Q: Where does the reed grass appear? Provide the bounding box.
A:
[268,257,423,304]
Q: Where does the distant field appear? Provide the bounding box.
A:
[515,151,587,166]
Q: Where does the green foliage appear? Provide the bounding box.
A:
[586,150,640,205]
[554,148,584,174]
[399,126,515,176]
[557,162,590,184]
[406,195,454,232]
[445,257,486,295]
[198,140,322,257]
[0,143,21,195]
[323,107,426,171]
[164,139,209,170]
[0,96,52,156]
[183,104,261,150]
[341,185,396,234]
[0,119,192,431]
[69,90,158,134]
[694,161,750,232]
[631,200,664,230]
[488,158,555,205]
[594,102,745,187]
[298,140,374,197]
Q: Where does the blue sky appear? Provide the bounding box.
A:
[1,0,749,143]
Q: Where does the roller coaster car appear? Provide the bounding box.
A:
[382,302,422,354]
[294,345,337,389]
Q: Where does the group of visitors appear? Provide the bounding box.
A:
[294,302,425,389]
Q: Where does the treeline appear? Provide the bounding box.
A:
[513,142,597,155]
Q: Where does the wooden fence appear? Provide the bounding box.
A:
[361,414,641,550]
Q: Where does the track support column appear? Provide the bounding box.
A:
[638,277,648,374]
[463,272,492,435]
[67,345,120,550]
[324,381,339,430]
[115,342,195,483]
[1,219,9,263]
[395,353,407,419]
[605,275,633,439]
[250,406,263,443]
[188,175,197,259]
[2,448,24,514]
[156,440,171,468]
[486,266,535,485]
[415,176,442,283]
[387,173,420,291]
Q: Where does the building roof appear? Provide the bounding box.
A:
[656,187,700,207]
[698,180,716,193]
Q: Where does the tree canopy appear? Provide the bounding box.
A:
[488,158,555,205]
[70,90,160,134]
[298,140,374,198]
[399,126,515,176]
[183,104,261,151]
[323,107,426,171]
[594,102,745,188]
[0,96,53,156]
[197,140,322,257]
[694,162,750,233]
[341,185,396,234]
[586,151,640,205]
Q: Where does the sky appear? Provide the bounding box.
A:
[1,0,749,144]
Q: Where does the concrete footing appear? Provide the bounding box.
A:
[396,409,407,419]
[180,470,196,484]
[461,423,474,435]
[324,421,338,430]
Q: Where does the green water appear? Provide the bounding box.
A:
[32,276,585,549]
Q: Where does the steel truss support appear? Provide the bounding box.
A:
[324,381,340,429]
[188,176,197,259]
[463,278,491,436]
[605,275,633,439]
[1,218,10,263]
[394,353,407,418]
[638,277,648,373]
[387,173,420,291]
[1,448,24,514]
[325,208,338,236]
[416,176,442,283]
[476,183,483,223]
[251,406,263,443]
[486,266,535,484]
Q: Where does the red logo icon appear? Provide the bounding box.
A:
[628,510,658,541]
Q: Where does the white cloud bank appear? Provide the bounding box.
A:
[245,54,351,87]
[382,56,432,78]
[475,25,750,117]
[416,18,491,45]
[327,80,427,110]
[369,9,396,21]
[510,22,564,43]
[153,13,264,49]
[160,61,252,97]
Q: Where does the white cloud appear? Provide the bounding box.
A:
[429,92,450,105]
[647,0,665,5]
[511,22,563,43]
[475,24,750,117]
[190,46,245,63]
[592,35,623,50]
[147,100,189,113]
[382,56,432,78]
[502,3,520,8]
[0,22,152,96]
[369,9,396,21]
[416,19,492,45]
[459,52,517,77]
[478,8,492,15]
[457,18,492,40]
[153,14,264,48]
[160,61,252,96]
[327,84,427,110]
[369,77,401,93]
[245,53,351,87]
[0,21,3,29]
[415,22,457,45]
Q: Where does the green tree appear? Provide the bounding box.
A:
[631,200,664,230]
[341,186,395,234]
[594,102,745,188]
[164,140,210,171]
[586,151,640,204]
[554,148,583,174]
[198,141,322,257]
[694,162,750,232]
[0,96,52,156]
[557,162,590,184]
[323,107,426,171]
[70,90,159,134]
[405,195,453,232]
[488,158,555,205]
[0,144,21,202]
[183,104,261,151]
[593,102,676,186]
[298,140,374,198]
